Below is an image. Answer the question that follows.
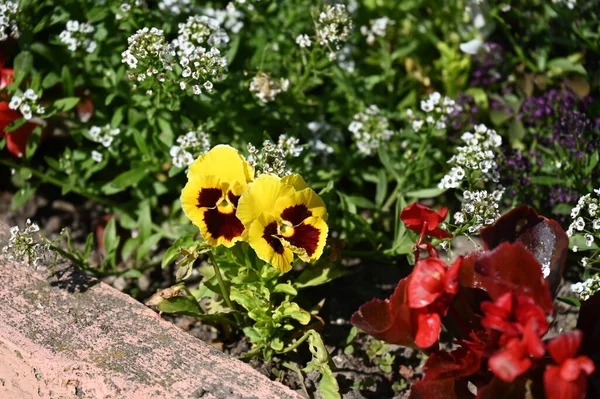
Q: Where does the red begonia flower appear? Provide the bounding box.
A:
[0,67,13,90]
[400,202,452,239]
[408,257,462,348]
[0,101,37,157]
[544,330,595,399]
[480,292,549,343]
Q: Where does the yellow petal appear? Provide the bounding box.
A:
[274,187,328,223]
[281,174,308,191]
[246,213,294,272]
[181,175,223,227]
[282,216,328,263]
[236,174,295,228]
[196,207,245,248]
[188,145,254,186]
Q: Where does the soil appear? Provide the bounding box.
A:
[0,187,582,399]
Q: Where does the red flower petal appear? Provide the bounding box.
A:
[544,365,588,399]
[488,339,532,382]
[547,330,583,365]
[408,258,448,308]
[400,202,451,239]
[414,310,441,348]
[443,257,462,295]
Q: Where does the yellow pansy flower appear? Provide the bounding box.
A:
[181,145,254,247]
[236,174,328,272]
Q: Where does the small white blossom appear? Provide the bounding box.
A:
[247,135,303,176]
[170,130,211,168]
[295,34,311,48]
[349,105,394,156]
[1,219,48,268]
[91,150,103,163]
[59,21,97,53]
[571,274,599,301]
[88,125,121,148]
[249,72,289,103]
[585,233,594,247]
[360,17,393,45]
[0,1,20,41]
[315,4,353,58]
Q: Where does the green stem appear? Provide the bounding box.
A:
[208,250,241,324]
[278,329,314,354]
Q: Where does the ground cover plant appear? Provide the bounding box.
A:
[1,0,599,397]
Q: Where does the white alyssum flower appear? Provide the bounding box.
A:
[247,135,303,176]
[91,150,103,163]
[8,90,44,121]
[169,130,211,168]
[249,72,289,103]
[121,27,175,83]
[315,4,353,58]
[571,274,599,301]
[295,34,311,48]
[566,190,600,266]
[88,125,121,148]
[360,17,393,45]
[349,105,394,156]
[59,20,97,53]
[551,0,576,9]
[439,124,502,190]
[203,3,245,35]
[0,1,19,41]
[2,219,48,268]
[453,189,504,234]
[158,0,192,15]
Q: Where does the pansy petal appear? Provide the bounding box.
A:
[282,216,328,262]
[281,174,308,191]
[188,144,254,185]
[246,213,294,272]
[236,174,295,227]
[181,175,223,225]
[275,188,328,224]
[198,207,245,248]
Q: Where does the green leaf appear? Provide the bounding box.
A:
[161,234,196,269]
[136,233,162,261]
[61,66,74,96]
[547,57,587,75]
[375,169,388,207]
[557,296,581,307]
[489,110,513,126]
[318,369,341,399]
[273,283,297,296]
[25,126,43,159]
[405,187,446,199]
[54,97,80,112]
[42,72,61,89]
[11,186,36,209]
[508,118,526,143]
[5,118,27,132]
[157,296,203,317]
[584,151,599,175]
[103,217,119,256]
[121,269,143,279]
[101,167,148,195]
[530,176,565,185]
[277,301,311,325]
[345,195,375,209]
[294,265,349,289]
[13,51,33,85]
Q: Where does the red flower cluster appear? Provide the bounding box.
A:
[351,204,598,399]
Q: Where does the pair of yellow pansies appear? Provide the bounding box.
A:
[181,145,328,272]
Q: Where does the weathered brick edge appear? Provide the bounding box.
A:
[0,222,303,399]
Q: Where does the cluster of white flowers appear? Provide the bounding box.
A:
[173,16,229,94]
[360,17,394,45]
[121,27,175,83]
[203,3,244,35]
[170,130,211,168]
[407,92,458,132]
[115,1,146,20]
[58,20,97,53]
[337,44,355,73]
[295,34,311,48]
[88,125,121,148]
[2,219,48,268]
[315,4,353,59]
[249,72,290,103]
[307,121,339,156]
[158,0,192,15]
[247,135,303,176]
[453,189,504,235]
[571,274,599,301]
[551,0,576,9]
[0,1,19,41]
[348,105,394,156]
[8,89,45,120]
[567,189,600,238]
[439,124,501,189]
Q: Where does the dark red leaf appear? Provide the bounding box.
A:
[350,278,418,348]
[466,242,553,313]
[422,347,482,381]
[576,291,600,357]
[409,379,463,399]
[479,205,568,293]
[476,376,529,399]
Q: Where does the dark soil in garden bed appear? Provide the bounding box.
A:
[0,188,582,399]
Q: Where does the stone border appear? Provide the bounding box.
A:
[0,223,302,399]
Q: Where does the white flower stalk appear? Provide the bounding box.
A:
[121,27,175,83]
[158,0,192,15]
[88,125,121,148]
[247,135,303,177]
[295,34,311,48]
[59,20,97,53]
[571,274,599,301]
[315,4,353,58]
[249,72,289,103]
[360,17,393,45]
[170,130,211,168]
[2,219,48,268]
[8,89,45,120]
[349,105,394,156]
[0,1,19,41]
[453,189,504,235]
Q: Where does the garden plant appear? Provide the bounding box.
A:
[0,0,599,398]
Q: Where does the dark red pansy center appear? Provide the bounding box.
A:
[197,188,222,208]
[263,222,285,254]
[227,191,241,207]
[285,222,320,257]
[281,205,312,226]
[203,208,244,241]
